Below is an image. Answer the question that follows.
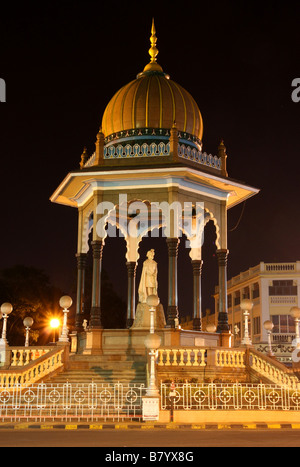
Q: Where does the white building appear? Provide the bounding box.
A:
[214,262,300,363]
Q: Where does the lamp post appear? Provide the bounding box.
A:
[264,320,274,356]
[206,324,217,333]
[23,317,34,347]
[241,299,253,346]
[0,303,13,346]
[145,294,161,397]
[290,307,300,350]
[58,295,73,343]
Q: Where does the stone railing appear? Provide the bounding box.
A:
[263,262,298,272]
[104,141,170,159]
[157,347,300,390]
[215,349,246,368]
[157,348,246,369]
[0,346,67,388]
[178,144,222,171]
[249,349,300,390]
[270,296,297,305]
[157,348,206,367]
[9,347,51,367]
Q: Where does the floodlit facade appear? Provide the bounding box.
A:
[214,262,300,363]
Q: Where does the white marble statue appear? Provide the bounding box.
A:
[138,249,158,303]
[132,249,166,329]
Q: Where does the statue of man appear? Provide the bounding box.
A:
[138,249,158,304]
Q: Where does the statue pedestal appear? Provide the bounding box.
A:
[132,303,166,330]
[82,329,103,355]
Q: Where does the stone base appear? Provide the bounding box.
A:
[75,328,220,357]
[142,396,160,421]
[0,344,11,369]
[132,303,166,330]
[82,329,103,355]
[220,331,233,348]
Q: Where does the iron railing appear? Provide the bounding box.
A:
[0,382,146,422]
[161,382,300,411]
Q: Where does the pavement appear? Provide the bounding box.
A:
[1,421,300,430]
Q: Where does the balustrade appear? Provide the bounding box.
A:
[216,349,246,368]
[157,348,249,369]
[249,350,300,390]
[0,347,66,388]
[157,348,206,367]
[10,347,51,367]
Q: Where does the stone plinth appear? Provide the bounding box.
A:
[75,328,220,357]
[132,303,166,330]
[82,329,103,355]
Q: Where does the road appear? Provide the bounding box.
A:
[0,429,299,448]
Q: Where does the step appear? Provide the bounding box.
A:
[48,366,147,385]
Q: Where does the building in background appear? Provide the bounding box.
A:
[213,262,300,363]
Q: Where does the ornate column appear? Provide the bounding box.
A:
[166,238,180,328]
[192,260,203,331]
[90,240,104,329]
[126,261,137,328]
[75,253,87,331]
[216,249,230,332]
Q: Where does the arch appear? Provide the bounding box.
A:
[203,208,221,250]
[99,198,166,263]
[81,209,93,254]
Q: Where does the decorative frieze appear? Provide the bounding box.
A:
[104,141,170,158]
[99,141,222,172]
[178,144,222,170]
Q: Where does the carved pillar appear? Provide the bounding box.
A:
[216,249,230,332]
[75,253,88,331]
[192,260,203,331]
[90,240,104,329]
[166,238,180,328]
[170,123,179,162]
[126,261,137,328]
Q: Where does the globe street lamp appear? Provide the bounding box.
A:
[50,318,60,344]
[0,303,13,346]
[58,296,73,343]
[145,294,161,397]
[23,317,34,347]
[290,307,300,350]
[264,320,274,356]
[206,324,217,333]
[241,299,253,346]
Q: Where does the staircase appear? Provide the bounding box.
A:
[47,354,147,386]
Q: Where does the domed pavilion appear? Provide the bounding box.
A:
[51,20,259,355]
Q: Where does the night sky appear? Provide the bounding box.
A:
[0,1,299,318]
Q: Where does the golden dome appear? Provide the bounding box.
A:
[101,20,203,142]
[102,73,203,141]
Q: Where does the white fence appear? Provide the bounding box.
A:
[161,382,300,411]
[0,382,146,422]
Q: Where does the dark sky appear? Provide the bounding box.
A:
[0,1,299,317]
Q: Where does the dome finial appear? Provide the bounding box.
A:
[142,18,163,73]
[149,18,158,63]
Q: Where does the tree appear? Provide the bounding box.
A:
[0,265,63,345]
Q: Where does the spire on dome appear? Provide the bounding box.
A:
[143,19,163,73]
[149,18,158,64]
